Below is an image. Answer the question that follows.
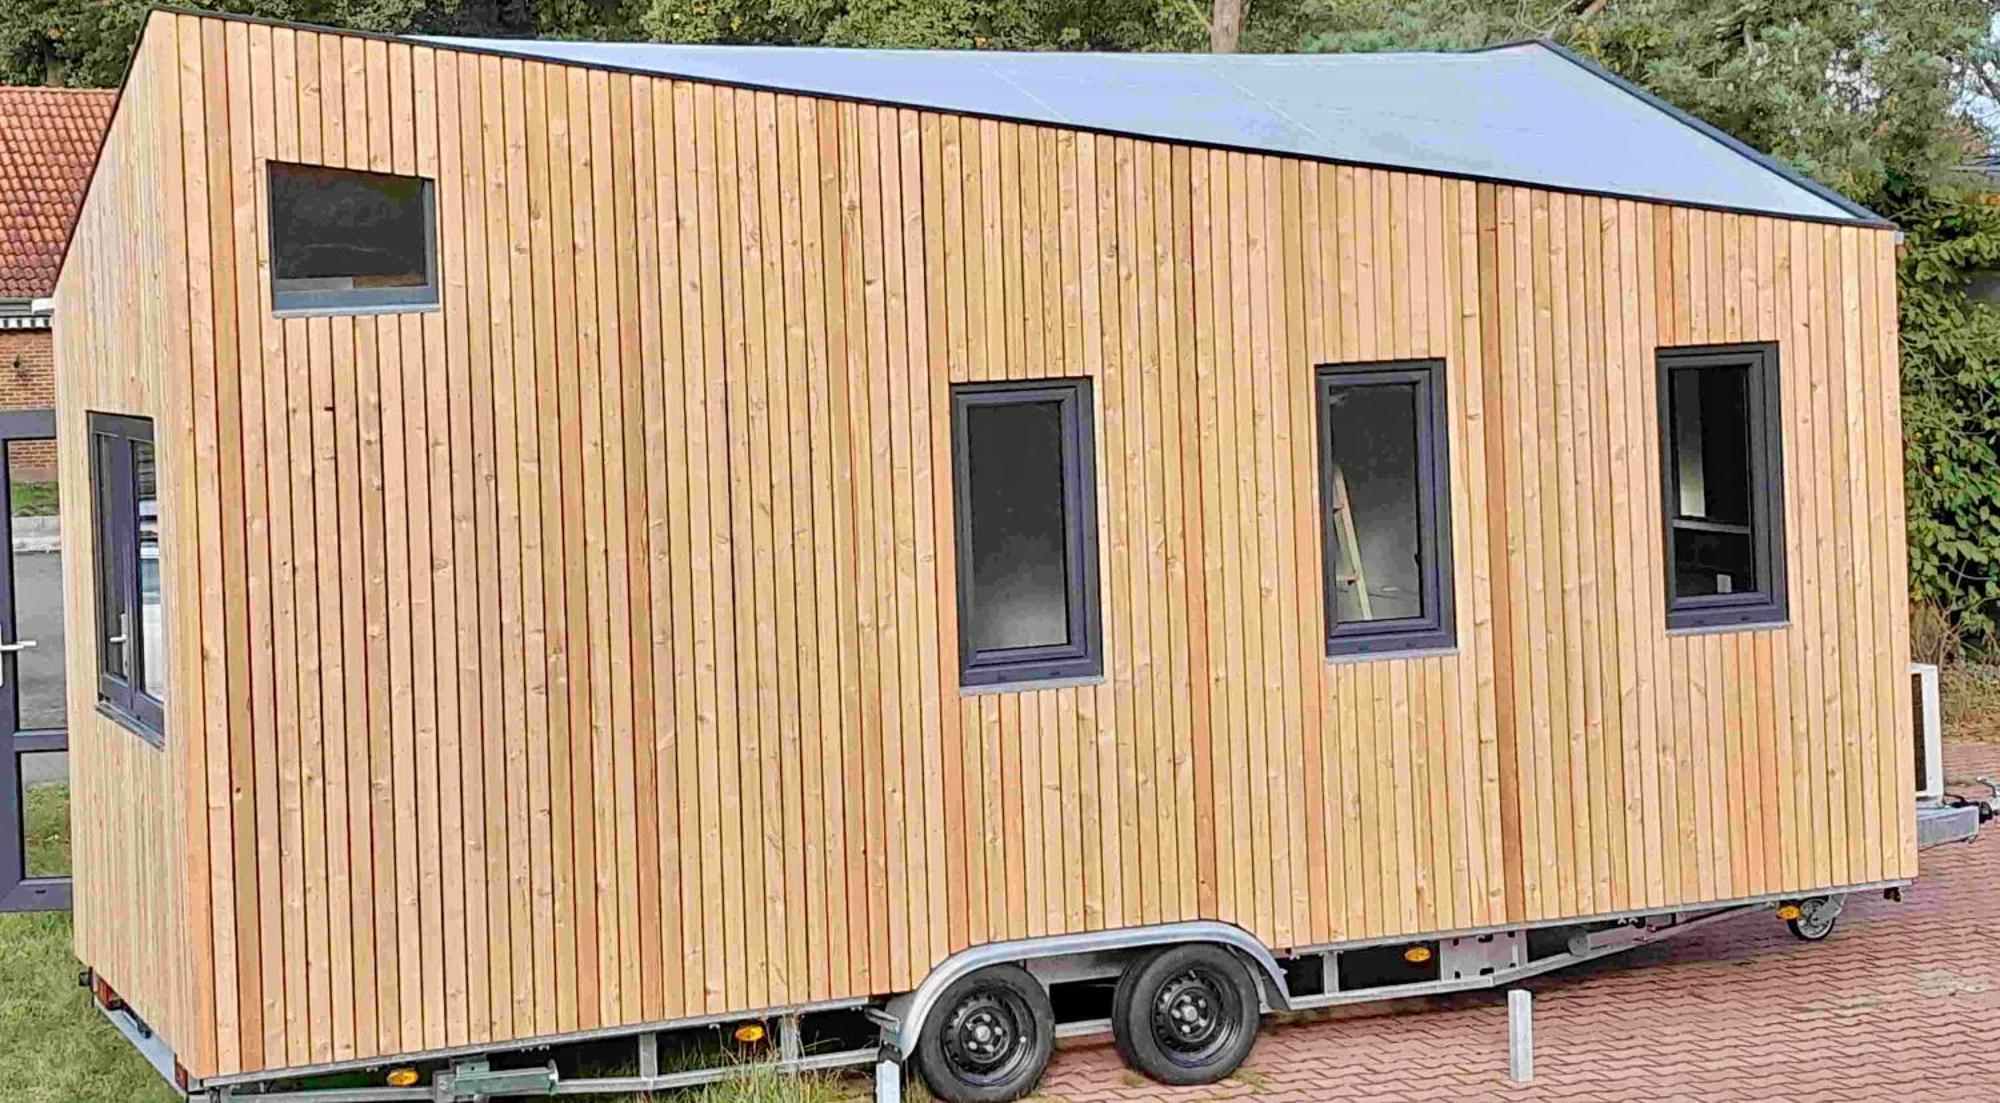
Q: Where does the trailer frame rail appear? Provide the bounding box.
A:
[159,878,1925,1102]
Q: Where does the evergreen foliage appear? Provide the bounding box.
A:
[1899,189,2000,648]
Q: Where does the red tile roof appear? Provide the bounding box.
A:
[0,86,116,300]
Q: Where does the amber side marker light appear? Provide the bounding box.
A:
[385,1068,420,1087]
[734,1022,767,1044]
[1403,945,1433,964]
[1775,904,1803,922]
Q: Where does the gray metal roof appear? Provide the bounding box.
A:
[423,35,1878,225]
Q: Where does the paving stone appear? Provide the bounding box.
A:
[1033,742,2000,1102]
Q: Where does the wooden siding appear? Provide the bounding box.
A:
[58,12,1915,1079]
[53,28,205,1073]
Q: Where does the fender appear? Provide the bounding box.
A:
[880,921,1292,1057]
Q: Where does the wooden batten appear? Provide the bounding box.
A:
[54,11,1915,1080]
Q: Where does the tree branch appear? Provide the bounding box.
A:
[1179,0,1211,36]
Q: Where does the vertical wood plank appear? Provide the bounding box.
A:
[65,24,1920,1073]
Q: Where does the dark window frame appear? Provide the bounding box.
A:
[1316,358,1456,658]
[1657,342,1787,631]
[267,160,440,316]
[950,378,1104,689]
[90,413,164,745]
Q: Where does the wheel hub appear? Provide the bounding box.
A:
[1796,896,1841,937]
[943,991,1032,1083]
[1153,969,1232,1058]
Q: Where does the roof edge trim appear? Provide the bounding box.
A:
[1531,38,1894,231]
[89,7,1901,240]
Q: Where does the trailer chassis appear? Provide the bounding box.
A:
[106,876,1935,1103]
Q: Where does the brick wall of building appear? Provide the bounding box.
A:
[0,328,57,479]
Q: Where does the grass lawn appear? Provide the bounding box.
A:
[1,784,178,1103]
[23,779,68,879]
[10,480,56,518]
[0,911,183,1103]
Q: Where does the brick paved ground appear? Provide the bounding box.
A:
[1033,742,2000,1103]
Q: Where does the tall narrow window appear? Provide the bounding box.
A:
[268,162,438,314]
[1658,343,1786,629]
[1317,359,1454,657]
[91,414,164,743]
[951,379,1103,687]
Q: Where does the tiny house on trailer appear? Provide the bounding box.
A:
[56,8,1923,1100]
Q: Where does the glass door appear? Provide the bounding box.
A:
[0,410,68,912]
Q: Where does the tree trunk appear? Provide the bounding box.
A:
[1210,0,1245,53]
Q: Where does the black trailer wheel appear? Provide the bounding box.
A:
[1111,943,1261,1086]
[1787,897,1840,941]
[914,964,1055,1103]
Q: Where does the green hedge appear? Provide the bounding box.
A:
[1896,188,2000,655]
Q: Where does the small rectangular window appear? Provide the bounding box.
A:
[268,161,438,315]
[90,414,164,744]
[951,379,1103,688]
[1658,343,1786,630]
[1317,358,1454,657]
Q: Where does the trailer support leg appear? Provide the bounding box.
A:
[636,1032,659,1080]
[778,1014,802,1064]
[1507,989,1533,1084]
[874,1051,902,1103]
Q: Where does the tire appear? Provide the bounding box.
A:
[1111,943,1262,1086]
[1787,897,1840,942]
[914,964,1055,1103]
